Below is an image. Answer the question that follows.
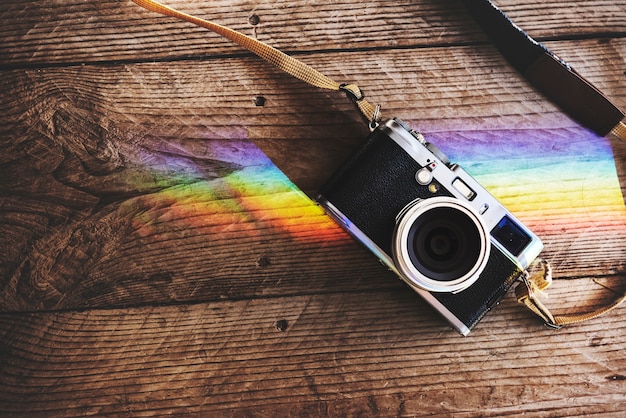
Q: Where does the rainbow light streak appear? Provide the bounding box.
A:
[130,124,626,252]
[129,137,347,243]
[418,125,626,237]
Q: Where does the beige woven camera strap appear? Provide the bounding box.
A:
[129,0,625,329]
[130,0,380,127]
[516,260,626,328]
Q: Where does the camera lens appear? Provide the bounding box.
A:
[393,197,490,293]
[408,207,482,281]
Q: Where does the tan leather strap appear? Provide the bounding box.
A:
[130,0,381,126]
[516,259,626,328]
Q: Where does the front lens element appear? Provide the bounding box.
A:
[408,207,483,281]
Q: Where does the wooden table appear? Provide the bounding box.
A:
[1,0,625,415]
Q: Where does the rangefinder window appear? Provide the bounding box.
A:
[491,215,532,257]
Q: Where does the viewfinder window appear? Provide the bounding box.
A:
[491,216,532,256]
[452,178,476,201]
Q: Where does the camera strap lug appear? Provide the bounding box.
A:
[369,105,381,131]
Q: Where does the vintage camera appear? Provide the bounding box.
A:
[317,118,543,335]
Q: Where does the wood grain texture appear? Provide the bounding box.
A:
[1,283,625,416]
[2,40,625,312]
[1,0,626,415]
[0,0,624,66]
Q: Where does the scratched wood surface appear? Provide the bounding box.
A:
[1,0,626,416]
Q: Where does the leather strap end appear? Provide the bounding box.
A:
[515,283,558,327]
[611,119,626,142]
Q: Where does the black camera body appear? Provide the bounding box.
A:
[317,118,543,335]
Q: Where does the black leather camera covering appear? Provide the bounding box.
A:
[320,129,450,255]
[319,128,523,330]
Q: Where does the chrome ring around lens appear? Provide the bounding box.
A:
[392,197,490,293]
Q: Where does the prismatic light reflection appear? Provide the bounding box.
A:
[420,125,626,237]
[126,125,626,259]
[125,136,347,245]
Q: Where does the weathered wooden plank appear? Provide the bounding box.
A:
[1,0,626,415]
[1,40,624,189]
[1,0,625,66]
[0,280,624,416]
[2,39,625,312]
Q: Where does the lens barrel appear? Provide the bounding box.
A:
[393,197,490,293]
